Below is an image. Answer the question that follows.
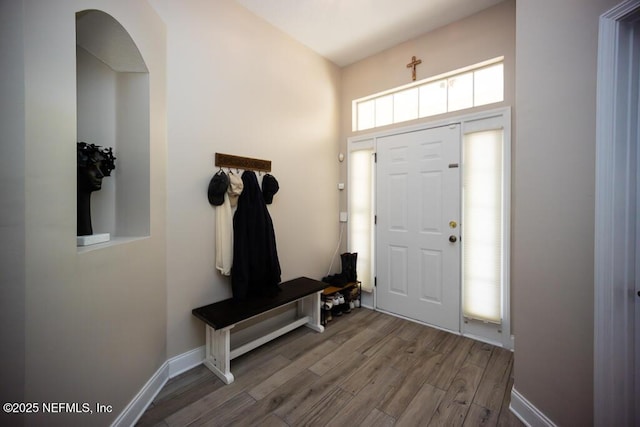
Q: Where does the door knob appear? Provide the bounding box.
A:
[449,235,457,243]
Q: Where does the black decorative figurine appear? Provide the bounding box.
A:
[77,142,116,236]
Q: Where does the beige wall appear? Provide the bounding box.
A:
[5,1,168,425]
[513,0,619,424]
[339,0,516,309]
[149,0,341,358]
[4,0,340,423]
[0,1,27,421]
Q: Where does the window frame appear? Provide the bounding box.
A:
[352,57,504,132]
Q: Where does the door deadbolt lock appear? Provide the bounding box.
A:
[449,221,457,229]
[449,235,457,243]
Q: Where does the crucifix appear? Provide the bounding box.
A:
[406,55,422,81]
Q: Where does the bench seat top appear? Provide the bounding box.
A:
[192,276,328,330]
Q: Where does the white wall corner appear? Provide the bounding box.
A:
[509,387,557,427]
[111,346,205,427]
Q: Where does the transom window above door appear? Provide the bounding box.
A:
[352,57,504,131]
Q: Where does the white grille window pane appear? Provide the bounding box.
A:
[448,72,473,112]
[463,129,503,323]
[357,100,375,131]
[393,88,418,123]
[375,95,393,127]
[474,63,504,106]
[354,59,503,132]
[419,80,447,118]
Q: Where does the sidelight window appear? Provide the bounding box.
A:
[462,128,505,323]
[347,141,375,292]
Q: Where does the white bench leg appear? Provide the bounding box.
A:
[300,291,324,333]
[204,324,235,384]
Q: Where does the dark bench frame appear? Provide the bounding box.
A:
[192,277,327,384]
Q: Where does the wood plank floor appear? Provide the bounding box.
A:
[137,308,524,427]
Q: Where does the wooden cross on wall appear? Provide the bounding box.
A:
[406,55,422,81]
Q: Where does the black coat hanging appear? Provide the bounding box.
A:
[231,171,281,301]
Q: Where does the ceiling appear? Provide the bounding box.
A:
[235,0,505,67]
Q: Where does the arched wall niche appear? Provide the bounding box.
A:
[76,9,150,246]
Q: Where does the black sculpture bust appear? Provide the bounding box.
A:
[77,142,116,236]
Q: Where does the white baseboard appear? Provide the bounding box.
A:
[111,362,170,427]
[168,346,205,377]
[510,387,557,427]
[111,346,205,427]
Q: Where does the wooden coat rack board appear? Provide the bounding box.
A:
[215,153,271,172]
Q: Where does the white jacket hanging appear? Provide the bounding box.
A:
[215,192,233,275]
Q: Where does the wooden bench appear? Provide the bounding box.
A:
[192,276,328,384]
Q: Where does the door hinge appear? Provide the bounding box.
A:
[374,277,377,287]
[374,215,377,225]
[374,152,377,163]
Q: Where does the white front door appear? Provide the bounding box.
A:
[376,125,461,331]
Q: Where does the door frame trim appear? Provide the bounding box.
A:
[348,106,512,348]
[594,1,640,425]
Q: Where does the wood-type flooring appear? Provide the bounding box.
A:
[137,308,524,427]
